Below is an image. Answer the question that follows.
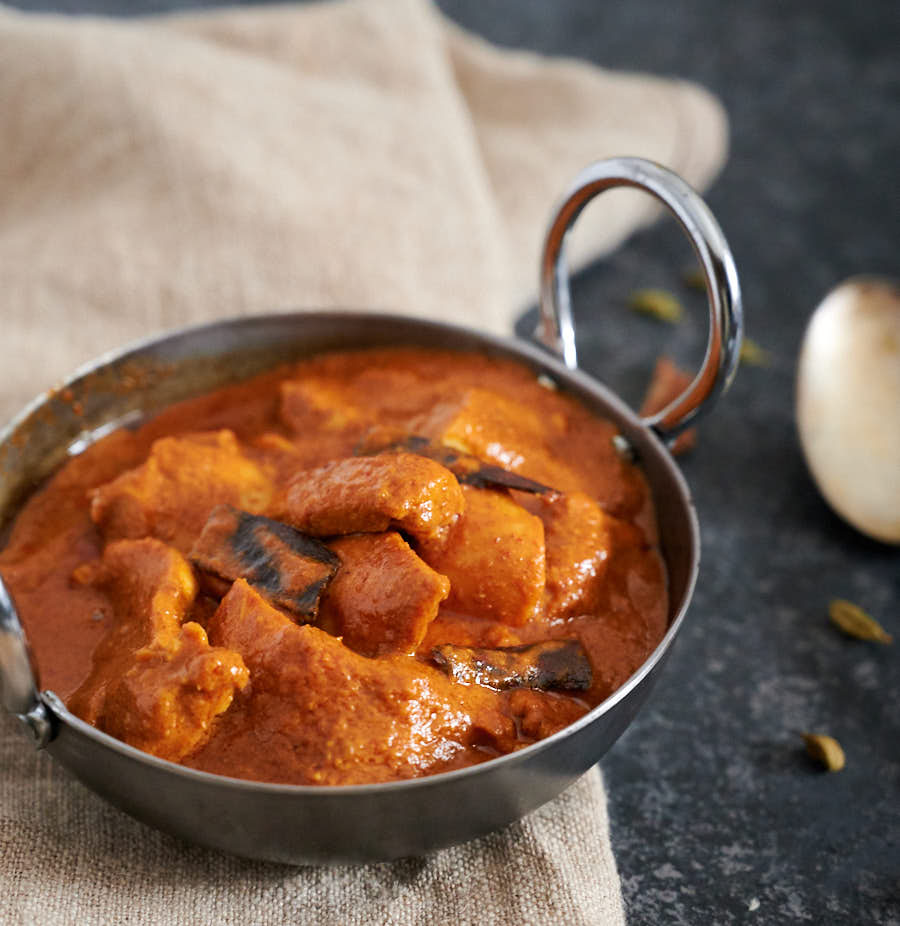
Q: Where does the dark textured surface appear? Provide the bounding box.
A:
[8,0,899,921]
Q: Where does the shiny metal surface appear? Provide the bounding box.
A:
[0,575,52,746]
[538,157,743,444]
[0,159,741,863]
[0,575,37,716]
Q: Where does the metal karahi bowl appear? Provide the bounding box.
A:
[0,158,741,863]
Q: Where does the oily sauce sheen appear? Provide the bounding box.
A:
[0,348,668,785]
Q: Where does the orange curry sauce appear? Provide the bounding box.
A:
[0,348,668,785]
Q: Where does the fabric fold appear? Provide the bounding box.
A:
[0,0,726,421]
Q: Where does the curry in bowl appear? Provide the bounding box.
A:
[0,347,667,786]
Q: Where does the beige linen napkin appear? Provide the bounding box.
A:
[0,1,727,922]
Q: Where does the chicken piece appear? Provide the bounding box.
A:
[410,387,580,491]
[285,452,465,541]
[278,379,371,466]
[432,639,592,692]
[190,506,339,620]
[90,430,274,553]
[281,368,437,437]
[68,538,248,761]
[280,378,370,435]
[69,537,199,669]
[98,621,249,762]
[318,532,449,657]
[419,612,525,653]
[411,387,547,468]
[190,581,515,784]
[418,485,546,627]
[535,491,611,620]
[349,366,438,419]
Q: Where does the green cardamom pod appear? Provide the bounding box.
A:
[829,599,893,644]
[628,289,683,323]
[802,733,845,772]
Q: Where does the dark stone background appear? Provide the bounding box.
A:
[8,0,898,921]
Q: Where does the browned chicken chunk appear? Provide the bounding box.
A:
[280,378,370,435]
[318,532,449,657]
[535,491,611,620]
[409,386,581,488]
[69,538,248,762]
[418,485,546,626]
[189,580,515,785]
[90,430,274,553]
[411,387,549,468]
[285,452,465,541]
[98,621,249,763]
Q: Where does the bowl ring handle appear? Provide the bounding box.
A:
[537,156,743,445]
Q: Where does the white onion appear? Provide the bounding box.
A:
[796,277,900,544]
